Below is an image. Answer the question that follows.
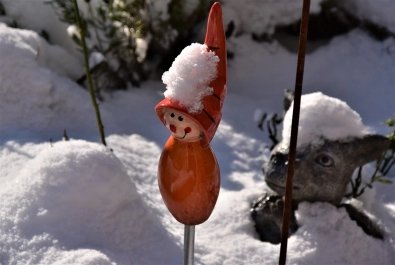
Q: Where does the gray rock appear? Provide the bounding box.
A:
[251,91,390,243]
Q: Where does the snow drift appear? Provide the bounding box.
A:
[0,140,180,264]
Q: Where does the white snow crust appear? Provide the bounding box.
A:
[282,92,370,147]
[0,23,102,141]
[0,140,180,264]
[89,51,105,68]
[221,0,323,35]
[340,0,395,34]
[162,43,219,113]
[290,202,394,264]
[0,0,78,55]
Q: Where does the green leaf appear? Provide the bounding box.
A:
[377,178,393,184]
[371,175,382,182]
[384,118,395,127]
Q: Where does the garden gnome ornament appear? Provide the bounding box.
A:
[156,2,226,227]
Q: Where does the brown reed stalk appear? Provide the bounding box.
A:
[279,0,311,264]
[72,0,107,146]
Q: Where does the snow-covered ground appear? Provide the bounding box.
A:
[1,1,395,264]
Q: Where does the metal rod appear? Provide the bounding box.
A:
[279,0,311,265]
[183,225,195,265]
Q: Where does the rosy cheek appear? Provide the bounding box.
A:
[184,127,191,133]
[170,124,177,133]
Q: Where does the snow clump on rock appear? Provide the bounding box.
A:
[282,92,370,147]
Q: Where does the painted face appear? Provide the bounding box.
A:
[163,109,201,142]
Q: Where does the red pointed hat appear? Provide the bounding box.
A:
[155,2,227,147]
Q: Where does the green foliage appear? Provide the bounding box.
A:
[384,116,395,127]
[46,0,90,38]
[347,116,395,199]
[93,0,149,87]
[167,0,210,35]
[379,116,395,176]
[48,0,211,92]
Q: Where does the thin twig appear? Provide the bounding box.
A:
[355,131,395,197]
[383,160,395,175]
[279,0,310,264]
[371,132,395,181]
[353,166,363,197]
[72,0,107,146]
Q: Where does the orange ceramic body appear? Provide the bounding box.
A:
[158,136,220,225]
[156,2,226,225]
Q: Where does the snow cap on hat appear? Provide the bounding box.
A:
[155,2,227,147]
[162,43,219,114]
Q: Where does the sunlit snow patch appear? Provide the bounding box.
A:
[0,140,180,264]
[282,92,370,147]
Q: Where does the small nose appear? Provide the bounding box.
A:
[170,124,176,133]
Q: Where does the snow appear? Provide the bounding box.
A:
[282,92,370,148]
[66,25,80,39]
[1,2,395,265]
[226,30,395,135]
[339,0,395,34]
[0,23,95,142]
[89,52,105,68]
[162,43,219,113]
[0,24,81,80]
[0,140,180,264]
[135,37,149,63]
[0,0,77,56]
[221,0,323,35]
[291,202,393,264]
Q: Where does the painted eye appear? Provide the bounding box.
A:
[315,154,334,167]
[178,116,183,121]
[170,113,175,118]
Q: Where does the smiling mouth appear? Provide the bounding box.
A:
[174,132,188,140]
